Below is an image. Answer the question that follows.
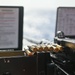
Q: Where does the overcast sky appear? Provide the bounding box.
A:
[0,0,75,10]
[0,0,75,48]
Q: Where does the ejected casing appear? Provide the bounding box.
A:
[52,44,63,51]
[46,45,54,51]
[37,45,44,51]
[24,49,34,56]
[44,45,49,51]
[29,45,38,52]
[55,44,63,51]
[37,44,50,52]
[52,45,59,52]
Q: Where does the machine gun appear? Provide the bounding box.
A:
[23,31,75,75]
[47,7,75,75]
[49,31,75,75]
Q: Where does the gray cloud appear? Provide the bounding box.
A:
[23,9,56,44]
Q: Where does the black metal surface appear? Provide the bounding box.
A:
[0,56,37,75]
[47,63,55,75]
[36,52,51,75]
[53,37,75,75]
